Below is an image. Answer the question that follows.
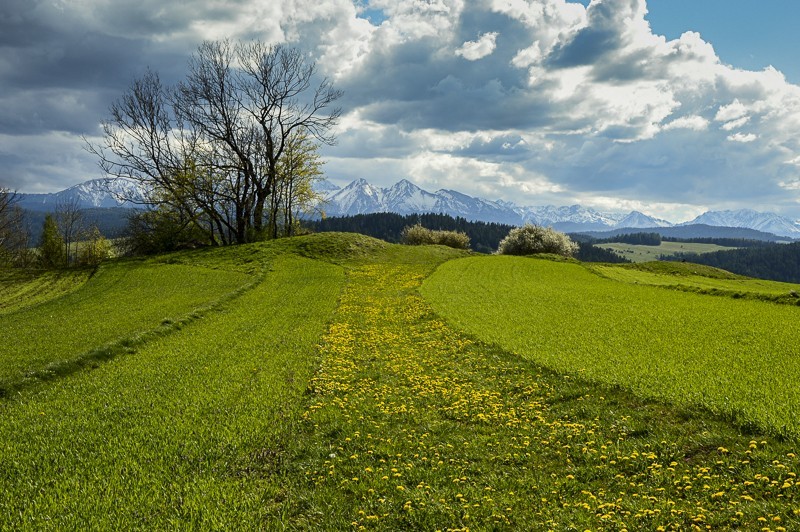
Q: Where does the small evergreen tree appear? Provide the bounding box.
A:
[39,214,65,267]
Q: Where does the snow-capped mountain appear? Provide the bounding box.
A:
[432,189,521,225]
[324,178,385,216]
[16,177,800,239]
[509,204,625,231]
[324,179,520,224]
[682,209,800,238]
[323,180,677,230]
[320,179,800,238]
[613,211,673,229]
[384,179,440,213]
[17,178,148,211]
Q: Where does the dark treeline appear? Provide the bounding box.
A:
[307,213,512,253]
[663,242,800,283]
[595,232,662,246]
[22,208,131,246]
[662,237,772,248]
[575,242,630,263]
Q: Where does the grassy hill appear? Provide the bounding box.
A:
[2,233,800,529]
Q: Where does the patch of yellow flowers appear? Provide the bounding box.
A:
[300,261,800,530]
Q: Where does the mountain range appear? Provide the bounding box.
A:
[16,178,147,211]
[14,177,800,239]
[323,178,800,239]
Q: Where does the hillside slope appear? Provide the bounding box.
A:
[2,233,800,530]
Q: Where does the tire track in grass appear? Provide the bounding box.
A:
[289,260,800,531]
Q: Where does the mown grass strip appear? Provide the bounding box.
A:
[0,261,253,389]
[0,255,344,529]
[0,267,264,398]
[421,255,800,439]
[0,268,92,315]
[281,251,800,530]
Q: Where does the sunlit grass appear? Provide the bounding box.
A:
[4,234,800,529]
[0,260,254,394]
[598,241,737,262]
[421,255,800,439]
[278,247,800,530]
[590,261,800,304]
[0,268,92,315]
[0,255,344,529]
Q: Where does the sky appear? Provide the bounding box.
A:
[2,0,800,222]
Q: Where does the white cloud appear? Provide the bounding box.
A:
[5,0,800,219]
[727,133,758,143]
[715,99,749,122]
[455,32,499,61]
[663,116,709,132]
[720,116,750,131]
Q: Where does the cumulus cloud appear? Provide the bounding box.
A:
[3,0,800,220]
[455,32,499,60]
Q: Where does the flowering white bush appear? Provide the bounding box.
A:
[497,224,578,257]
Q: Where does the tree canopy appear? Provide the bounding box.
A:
[90,40,341,246]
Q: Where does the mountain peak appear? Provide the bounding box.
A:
[684,209,800,237]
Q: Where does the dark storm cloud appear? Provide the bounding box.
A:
[339,8,557,133]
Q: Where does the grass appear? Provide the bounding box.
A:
[3,233,800,530]
[597,241,737,263]
[589,261,800,304]
[0,254,344,529]
[275,245,800,530]
[421,254,800,439]
[0,258,254,395]
[0,268,93,315]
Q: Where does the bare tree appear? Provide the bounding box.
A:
[0,187,17,238]
[0,188,30,266]
[55,197,85,266]
[89,40,341,245]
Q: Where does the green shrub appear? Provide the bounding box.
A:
[401,224,470,249]
[78,226,112,266]
[497,224,578,257]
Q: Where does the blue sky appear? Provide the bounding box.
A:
[645,0,800,84]
[2,0,800,222]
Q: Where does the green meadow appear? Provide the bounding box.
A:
[3,233,800,530]
[597,241,737,262]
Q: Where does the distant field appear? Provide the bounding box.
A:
[590,261,800,303]
[422,255,800,438]
[597,241,737,262]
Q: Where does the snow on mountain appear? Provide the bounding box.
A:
[383,179,439,214]
[323,178,386,216]
[432,189,522,225]
[17,178,148,211]
[613,211,674,229]
[682,209,800,238]
[518,204,623,228]
[313,180,340,193]
[17,177,800,239]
